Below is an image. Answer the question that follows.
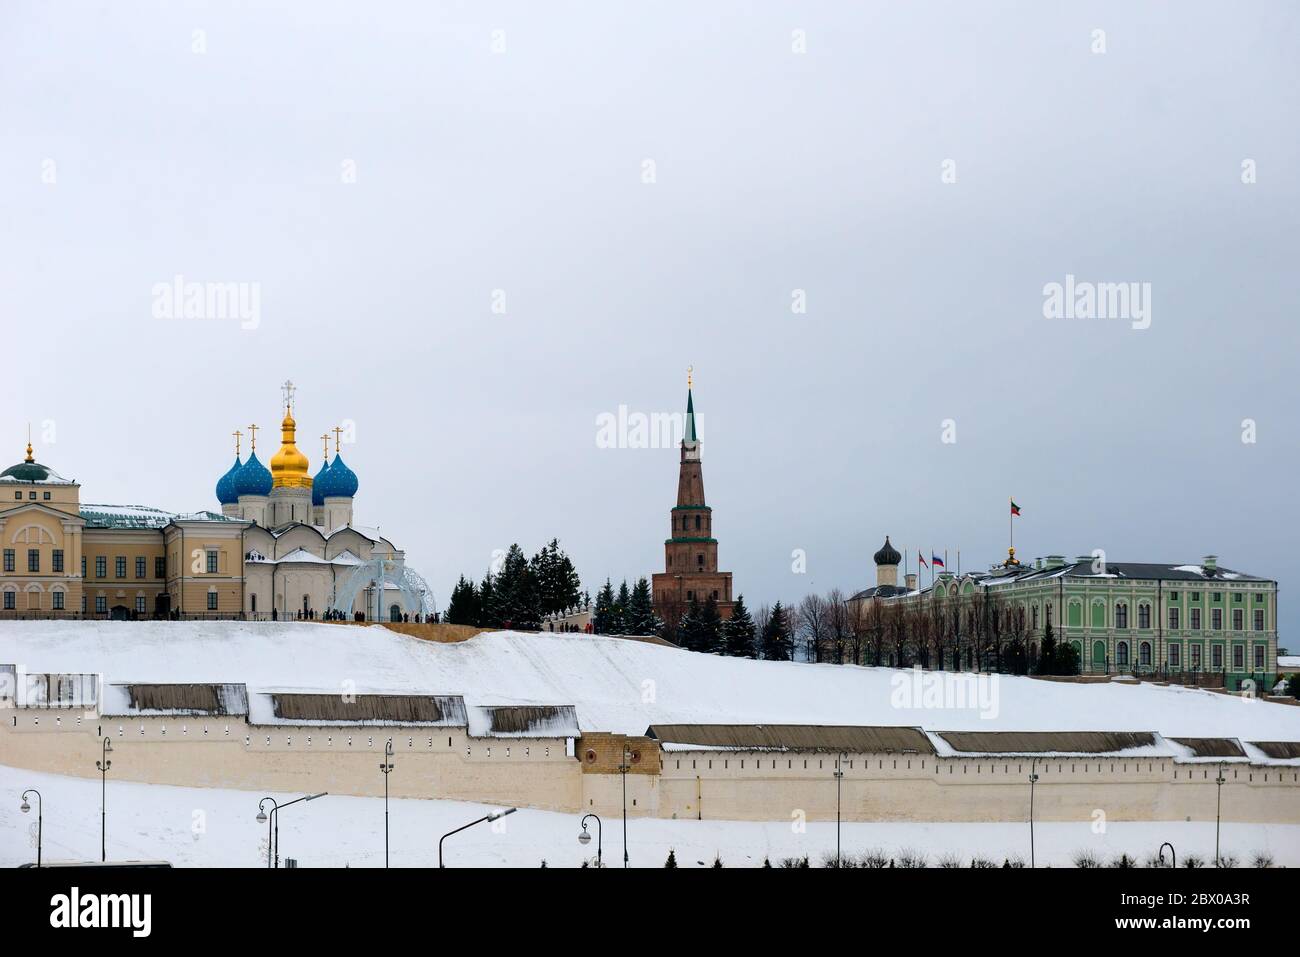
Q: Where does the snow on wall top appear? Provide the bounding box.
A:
[2,621,1299,748]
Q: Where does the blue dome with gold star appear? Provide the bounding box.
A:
[312,458,331,506]
[233,451,273,497]
[317,453,358,499]
[215,456,243,505]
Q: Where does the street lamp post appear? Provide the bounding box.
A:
[1158,841,1176,869]
[438,808,516,867]
[1028,760,1040,869]
[257,797,278,868]
[380,739,395,868]
[20,790,42,868]
[1215,761,1226,867]
[618,743,634,868]
[578,813,602,867]
[833,752,846,867]
[256,792,327,868]
[95,737,113,862]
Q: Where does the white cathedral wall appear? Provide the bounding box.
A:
[236,495,267,528]
[323,497,353,533]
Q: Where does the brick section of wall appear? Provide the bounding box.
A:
[577,732,661,775]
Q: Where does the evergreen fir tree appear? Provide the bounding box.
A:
[697,595,723,654]
[761,601,794,660]
[1035,620,1058,675]
[722,595,757,658]
[445,575,480,626]
[477,570,498,628]
[613,580,631,634]
[625,577,663,636]
[664,849,678,868]
[494,544,541,631]
[592,579,617,634]
[677,596,702,651]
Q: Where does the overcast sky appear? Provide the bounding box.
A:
[3,1,1297,637]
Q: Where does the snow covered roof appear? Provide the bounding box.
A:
[980,561,1270,586]
[81,504,240,529]
[81,504,175,529]
[102,682,248,717]
[647,724,935,754]
[931,730,1159,757]
[469,705,580,738]
[251,691,468,727]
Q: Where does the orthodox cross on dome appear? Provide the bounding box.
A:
[332,425,344,451]
[233,430,243,457]
[281,379,297,413]
[247,423,259,451]
[321,433,331,460]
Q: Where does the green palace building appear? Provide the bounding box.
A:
[850,542,1279,691]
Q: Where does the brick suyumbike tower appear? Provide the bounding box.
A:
[652,372,735,627]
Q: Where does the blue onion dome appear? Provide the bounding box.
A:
[311,459,331,506]
[319,453,358,498]
[215,456,243,505]
[233,451,273,497]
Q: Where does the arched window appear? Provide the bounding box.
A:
[1116,641,1130,666]
[1138,603,1150,629]
[250,594,258,613]
[697,554,704,567]
[1139,641,1151,667]
[1115,602,1128,629]
[1032,605,1039,630]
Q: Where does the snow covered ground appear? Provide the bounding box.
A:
[2,620,1299,741]
[3,763,1294,868]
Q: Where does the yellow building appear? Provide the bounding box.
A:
[1,383,429,621]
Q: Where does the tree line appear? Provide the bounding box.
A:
[789,588,1080,676]
[445,539,584,630]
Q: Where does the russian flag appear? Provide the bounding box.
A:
[932,554,945,568]
[918,553,928,568]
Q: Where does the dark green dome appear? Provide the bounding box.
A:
[1,460,64,483]
[873,536,901,566]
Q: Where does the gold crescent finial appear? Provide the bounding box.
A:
[248,423,259,452]
[233,430,243,457]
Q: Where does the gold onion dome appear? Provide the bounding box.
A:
[270,411,312,489]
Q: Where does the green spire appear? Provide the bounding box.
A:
[685,386,698,442]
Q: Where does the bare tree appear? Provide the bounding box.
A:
[825,588,850,665]
[797,593,830,663]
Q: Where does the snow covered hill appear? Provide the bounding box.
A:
[2,620,1298,742]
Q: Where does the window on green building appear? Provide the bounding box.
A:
[1233,645,1243,669]
[1254,609,1264,631]
[1168,607,1180,630]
